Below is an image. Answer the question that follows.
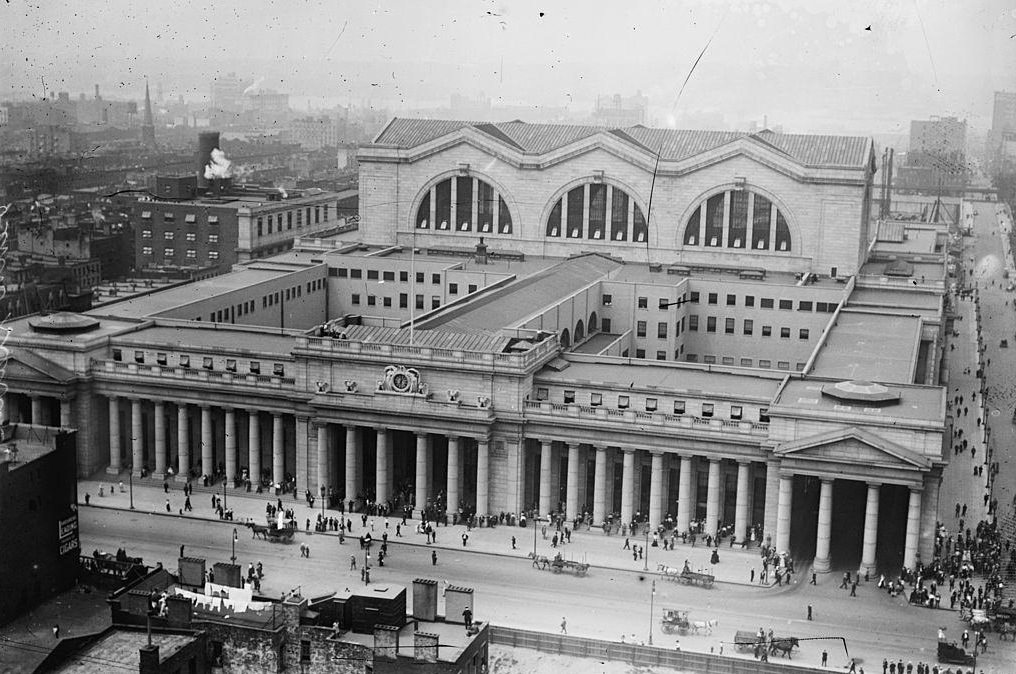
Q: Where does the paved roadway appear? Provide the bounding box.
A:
[80,506,1014,672]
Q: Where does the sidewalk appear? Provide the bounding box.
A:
[78,473,773,588]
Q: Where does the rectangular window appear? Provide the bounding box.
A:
[799,328,810,340]
[690,291,700,303]
[297,210,303,226]
[726,294,736,306]
[351,294,360,305]
[656,350,666,360]
[367,269,379,280]
[399,293,408,308]
[300,640,311,664]
[141,211,151,219]
[287,212,293,229]
[703,355,716,364]
[273,363,285,377]
[638,296,648,309]
[724,318,734,334]
[431,296,440,309]
[778,299,793,310]
[134,350,145,364]
[701,403,714,417]
[796,362,806,371]
[590,392,602,406]
[777,361,790,370]
[350,268,362,279]
[208,215,218,225]
[673,400,686,414]
[202,357,213,370]
[706,316,716,333]
[780,327,791,338]
[798,301,813,312]
[685,354,698,362]
[383,296,392,307]
[383,271,395,282]
[657,322,667,338]
[762,325,772,337]
[226,359,237,372]
[536,387,549,401]
[208,251,219,260]
[156,352,167,366]
[761,298,774,309]
[416,295,424,310]
[185,232,196,242]
[743,319,753,335]
[730,405,743,420]
[449,283,458,295]
[602,318,611,332]
[336,267,348,278]
[367,295,376,306]
[164,247,175,257]
[646,398,658,411]
[745,295,755,307]
[707,293,718,305]
[636,321,647,337]
[635,348,645,359]
[689,315,699,331]
[163,212,175,221]
[416,272,425,283]
[602,294,613,306]
[141,229,152,239]
[249,361,260,374]
[740,358,752,367]
[563,390,575,404]
[759,408,770,423]
[722,356,735,365]
[142,246,153,255]
[399,271,408,282]
[658,298,670,309]
[179,355,190,368]
[759,359,771,368]
[467,284,477,293]
[432,273,441,285]
[618,395,630,409]
[816,302,828,312]
[208,234,218,243]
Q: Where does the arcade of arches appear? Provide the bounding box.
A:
[682,189,793,252]
[415,176,513,235]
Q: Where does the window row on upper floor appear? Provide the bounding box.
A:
[601,291,838,313]
[111,348,287,377]
[533,385,769,422]
[257,204,332,237]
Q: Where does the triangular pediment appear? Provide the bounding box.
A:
[774,427,931,470]
[6,349,77,384]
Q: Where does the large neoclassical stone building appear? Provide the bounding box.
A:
[8,119,949,576]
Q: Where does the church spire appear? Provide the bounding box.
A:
[141,79,156,149]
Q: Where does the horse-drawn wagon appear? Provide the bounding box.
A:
[657,563,715,588]
[660,609,690,635]
[248,516,297,543]
[734,630,762,654]
[550,554,589,576]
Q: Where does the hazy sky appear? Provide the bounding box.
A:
[2,0,1014,134]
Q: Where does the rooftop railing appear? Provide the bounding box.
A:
[295,334,559,370]
[93,359,296,389]
[524,401,768,436]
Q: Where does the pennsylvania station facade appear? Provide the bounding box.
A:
[7,118,950,575]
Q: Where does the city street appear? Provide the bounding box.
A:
[80,504,1012,672]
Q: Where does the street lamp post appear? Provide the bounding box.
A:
[222,479,227,514]
[532,515,545,560]
[321,485,327,521]
[644,520,650,572]
[649,580,656,645]
[231,527,237,564]
[129,467,135,510]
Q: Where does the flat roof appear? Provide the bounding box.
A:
[116,323,303,355]
[8,313,141,346]
[849,287,941,312]
[535,358,783,400]
[776,378,945,424]
[339,619,477,663]
[808,310,921,383]
[88,267,301,319]
[53,629,194,673]
[1,440,55,468]
[873,227,939,254]
[421,254,622,333]
[571,332,620,354]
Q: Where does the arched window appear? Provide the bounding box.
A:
[416,176,513,234]
[681,189,793,253]
[545,182,645,242]
[574,319,585,343]
[588,311,598,333]
[559,328,571,349]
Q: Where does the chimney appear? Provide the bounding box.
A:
[373,625,399,661]
[412,579,438,621]
[474,237,488,265]
[413,632,439,664]
[197,131,221,189]
[139,644,160,674]
[94,84,100,100]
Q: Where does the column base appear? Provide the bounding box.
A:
[105,466,121,475]
[858,561,876,579]
[152,471,166,481]
[174,473,190,484]
[132,469,145,479]
[812,557,831,573]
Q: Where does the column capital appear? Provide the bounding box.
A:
[737,459,751,467]
[374,426,389,434]
[415,431,429,440]
[866,481,883,490]
[566,441,581,449]
[540,438,552,448]
[820,477,834,486]
[649,450,664,458]
[474,436,489,446]
[621,447,635,456]
[294,414,311,423]
[909,486,923,495]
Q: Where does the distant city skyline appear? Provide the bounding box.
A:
[2,0,1015,135]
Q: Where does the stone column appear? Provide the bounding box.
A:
[415,433,429,514]
[476,437,490,517]
[648,451,664,528]
[176,404,189,481]
[131,399,144,477]
[813,478,834,573]
[593,446,607,524]
[316,422,329,495]
[620,449,635,523]
[60,399,72,427]
[447,436,460,515]
[859,483,881,577]
[903,487,923,570]
[108,396,121,473]
[344,425,358,501]
[248,411,261,485]
[200,406,213,479]
[734,461,750,543]
[154,402,167,477]
[272,413,284,486]
[566,443,580,520]
[0,394,9,425]
[919,471,941,564]
[705,458,720,536]
[763,460,780,544]
[677,455,692,532]
[376,428,390,504]
[224,408,237,484]
[30,395,44,425]
[775,475,793,553]
[539,440,553,515]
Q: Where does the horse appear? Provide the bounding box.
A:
[769,637,799,658]
[690,619,718,635]
[657,563,680,577]
[247,522,270,540]
[998,622,1015,641]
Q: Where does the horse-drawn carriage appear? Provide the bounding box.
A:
[660,608,690,635]
[248,516,297,543]
[657,563,715,588]
[937,639,975,666]
[732,631,797,658]
[550,554,589,576]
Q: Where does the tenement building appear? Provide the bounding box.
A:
[7,118,950,576]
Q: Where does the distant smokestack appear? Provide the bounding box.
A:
[197,131,221,188]
[94,84,100,100]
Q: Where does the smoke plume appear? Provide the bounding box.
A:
[242,77,265,96]
[204,148,234,180]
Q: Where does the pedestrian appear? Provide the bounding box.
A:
[821,649,828,667]
[560,617,567,634]
[52,625,60,639]
[164,481,169,494]
[511,536,517,550]
[807,604,813,620]
[179,544,185,558]
[750,568,756,583]
[432,550,438,566]
[810,572,817,585]
[624,537,630,550]
[84,493,90,505]
[461,533,468,547]
[350,555,357,570]
[850,581,857,597]
[165,498,171,512]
